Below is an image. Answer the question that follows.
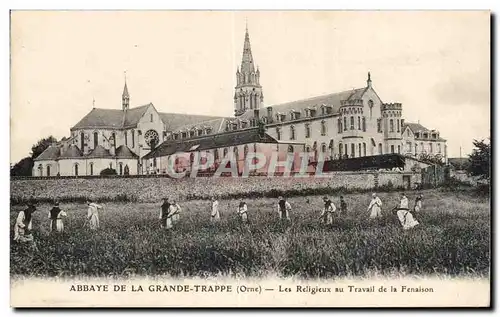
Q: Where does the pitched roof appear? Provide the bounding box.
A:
[159,112,227,131]
[172,117,230,134]
[404,122,446,141]
[59,144,83,159]
[71,108,125,130]
[237,87,367,121]
[123,104,150,128]
[115,145,139,159]
[34,145,60,161]
[87,145,112,158]
[143,128,278,160]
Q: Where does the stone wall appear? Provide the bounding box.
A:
[11,171,421,203]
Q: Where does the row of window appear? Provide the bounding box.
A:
[172,127,214,140]
[80,130,136,150]
[37,162,131,176]
[405,142,443,154]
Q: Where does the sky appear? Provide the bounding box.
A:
[10,11,490,163]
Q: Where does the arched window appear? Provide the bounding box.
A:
[390,119,394,132]
[306,145,311,153]
[321,143,327,153]
[391,145,395,153]
[46,165,51,177]
[398,145,401,154]
[125,130,128,146]
[397,119,400,132]
[288,145,294,153]
[131,130,135,148]
[363,143,367,156]
[214,149,219,162]
[74,163,79,176]
[290,126,296,140]
[377,119,382,133]
[89,163,94,176]
[438,143,442,153]
[378,143,383,155]
[80,132,85,151]
[358,143,362,157]
[119,163,123,175]
[223,148,229,157]
[321,120,327,136]
[338,143,343,158]
[276,127,281,140]
[350,116,355,130]
[150,113,153,123]
[415,143,418,155]
[93,131,98,148]
[313,141,318,161]
[362,117,366,132]
[338,118,342,133]
[357,116,361,130]
[233,146,239,161]
[429,143,433,153]
[368,100,374,118]
[112,132,116,147]
[38,164,42,176]
[124,165,130,175]
[305,123,311,138]
[351,144,355,158]
[345,144,348,158]
[343,117,347,131]
[244,145,249,160]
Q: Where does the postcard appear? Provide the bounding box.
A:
[10,10,490,307]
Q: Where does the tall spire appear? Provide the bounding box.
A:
[240,24,255,74]
[122,71,130,111]
[367,71,372,88]
[234,23,263,117]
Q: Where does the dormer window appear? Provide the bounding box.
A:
[206,128,212,135]
[232,123,238,131]
[181,132,187,139]
[241,121,248,129]
[423,133,428,139]
[310,109,317,117]
[415,132,420,138]
[326,106,332,114]
[189,130,195,138]
[197,129,203,136]
[173,133,179,140]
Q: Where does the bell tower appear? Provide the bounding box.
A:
[122,75,130,111]
[234,24,263,117]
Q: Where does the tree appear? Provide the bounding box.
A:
[10,157,34,176]
[31,135,58,159]
[468,138,490,181]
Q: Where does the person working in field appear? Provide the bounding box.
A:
[48,201,67,233]
[394,193,419,230]
[159,197,171,228]
[367,193,382,219]
[237,200,248,223]
[210,196,220,222]
[13,201,38,248]
[339,196,347,215]
[86,199,103,230]
[277,196,292,221]
[169,200,182,226]
[414,194,423,212]
[320,196,336,225]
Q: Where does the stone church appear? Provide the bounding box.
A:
[34,26,447,176]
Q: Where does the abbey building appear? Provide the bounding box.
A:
[33,26,447,176]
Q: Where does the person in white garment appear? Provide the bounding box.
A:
[168,200,182,227]
[367,193,383,219]
[320,196,336,225]
[395,193,419,230]
[48,201,67,233]
[414,194,423,213]
[14,201,37,246]
[86,200,103,231]
[210,197,220,222]
[277,196,292,221]
[237,201,248,223]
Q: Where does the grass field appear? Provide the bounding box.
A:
[10,189,490,278]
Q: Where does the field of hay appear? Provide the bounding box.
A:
[10,189,490,278]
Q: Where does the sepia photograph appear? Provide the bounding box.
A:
[9,10,490,307]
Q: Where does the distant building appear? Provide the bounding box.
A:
[33,25,447,176]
